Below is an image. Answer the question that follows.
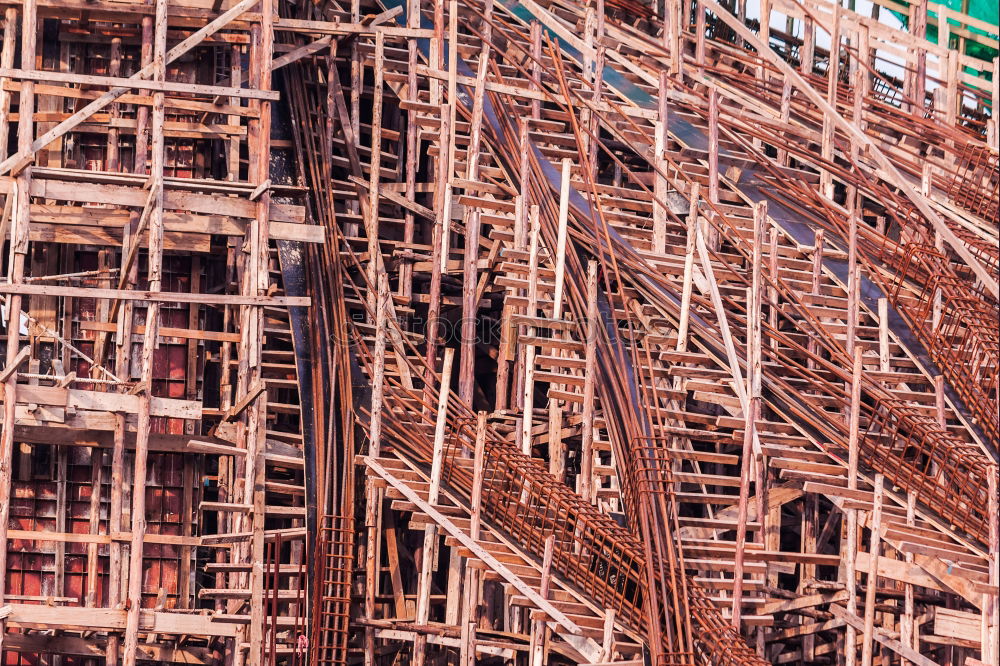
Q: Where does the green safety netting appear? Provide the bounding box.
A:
[896,0,998,64]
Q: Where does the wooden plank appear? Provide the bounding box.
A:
[933,607,982,643]
[79,321,241,343]
[2,632,210,663]
[6,529,200,546]
[0,68,279,100]
[2,385,201,418]
[16,178,304,223]
[0,283,308,306]
[759,591,849,615]
[5,604,237,637]
[854,551,944,591]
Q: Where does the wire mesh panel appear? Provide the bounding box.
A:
[885,246,999,450]
[946,141,1000,224]
[439,422,649,631]
[862,398,991,543]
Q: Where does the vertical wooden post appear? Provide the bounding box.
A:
[520,206,541,456]
[731,200,765,630]
[367,30,385,304]
[759,0,770,51]
[653,71,669,255]
[581,6,595,161]
[677,183,699,351]
[682,0,693,57]
[108,14,153,660]
[499,129,530,411]
[529,535,555,666]
[935,375,947,428]
[106,37,123,172]
[861,474,884,666]
[914,0,928,106]
[425,106,451,383]
[801,17,814,76]
[414,347,455,666]
[0,5,24,652]
[945,50,958,127]
[850,65,864,166]
[431,0,443,106]
[767,224,778,351]
[459,1,493,404]
[666,0,680,76]
[984,466,999,666]
[580,261,599,503]
[601,610,616,661]
[807,229,824,371]
[820,6,840,200]
[846,190,859,359]
[179,449,195,612]
[245,2,273,662]
[901,491,917,665]
[696,0,706,75]
[349,0,361,143]
[437,0,459,277]
[878,298,890,373]
[547,159,571,477]
[552,158,572,320]
[588,0,606,175]
[123,0,167,660]
[86,447,104,609]
[460,412,488,666]
[0,8,17,163]
[446,0,458,179]
[496,194,516,412]
[777,77,791,166]
[53,444,68,666]
[801,492,818,661]
[530,21,542,120]
[229,43,242,181]
[444,541,464,626]
[401,0,420,300]
[364,273,390,665]
[708,89,719,205]
[987,58,998,147]
[845,346,863,666]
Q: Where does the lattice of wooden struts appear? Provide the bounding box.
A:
[6,0,998,663]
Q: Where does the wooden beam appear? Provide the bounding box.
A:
[0,346,29,384]
[222,380,267,422]
[0,68,278,100]
[5,604,238,637]
[0,283,308,306]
